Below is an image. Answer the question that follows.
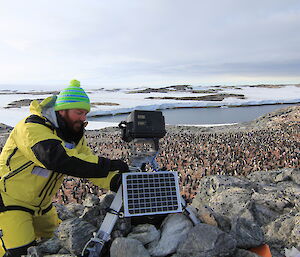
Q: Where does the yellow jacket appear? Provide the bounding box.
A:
[0,96,117,215]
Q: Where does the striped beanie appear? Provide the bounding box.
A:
[54,80,90,112]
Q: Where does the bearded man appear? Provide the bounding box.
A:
[0,80,128,257]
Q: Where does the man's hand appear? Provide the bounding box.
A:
[109,159,129,173]
[110,173,122,192]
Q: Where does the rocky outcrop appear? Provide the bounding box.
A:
[26,168,299,257]
[145,93,245,101]
[192,168,300,257]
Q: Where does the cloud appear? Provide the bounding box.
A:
[0,0,299,88]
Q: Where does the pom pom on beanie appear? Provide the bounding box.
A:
[54,80,90,112]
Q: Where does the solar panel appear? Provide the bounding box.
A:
[122,171,182,217]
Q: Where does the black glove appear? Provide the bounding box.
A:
[110,173,122,193]
[109,159,129,173]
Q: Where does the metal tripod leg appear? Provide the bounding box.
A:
[180,196,200,225]
[82,186,123,257]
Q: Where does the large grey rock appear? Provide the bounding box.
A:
[192,175,255,219]
[204,187,253,218]
[177,223,237,257]
[110,237,150,257]
[55,218,97,256]
[230,217,264,248]
[127,224,160,245]
[148,214,193,256]
[192,175,253,206]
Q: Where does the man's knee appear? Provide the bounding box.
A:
[3,241,36,257]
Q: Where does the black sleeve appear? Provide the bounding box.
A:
[31,139,111,178]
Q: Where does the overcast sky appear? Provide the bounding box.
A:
[0,0,299,89]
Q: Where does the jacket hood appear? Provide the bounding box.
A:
[30,96,59,128]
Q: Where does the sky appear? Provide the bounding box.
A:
[0,0,300,90]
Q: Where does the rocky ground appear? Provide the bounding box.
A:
[0,106,299,257]
[25,168,299,257]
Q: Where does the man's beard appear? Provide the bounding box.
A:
[56,112,85,144]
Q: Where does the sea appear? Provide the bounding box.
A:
[88,103,297,126]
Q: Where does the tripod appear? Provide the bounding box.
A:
[82,138,200,257]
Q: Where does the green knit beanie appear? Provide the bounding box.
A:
[54,80,90,112]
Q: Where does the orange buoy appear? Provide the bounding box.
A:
[249,244,272,257]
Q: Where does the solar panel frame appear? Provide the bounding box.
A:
[122,171,182,217]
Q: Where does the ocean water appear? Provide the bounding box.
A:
[88,103,297,125]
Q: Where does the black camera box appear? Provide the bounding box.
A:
[121,110,166,141]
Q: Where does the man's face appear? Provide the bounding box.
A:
[58,109,88,133]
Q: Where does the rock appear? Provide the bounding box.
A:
[54,218,97,256]
[148,213,193,256]
[127,224,160,245]
[247,170,282,185]
[230,217,264,248]
[65,203,85,216]
[290,168,300,184]
[35,237,61,254]
[82,194,100,207]
[80,193,117,227]
[110,237,150,257]
[285,246,300,257]
[177,223,237,257]
[80,205,105,227]
[211,212,232,233]
[26,237,62,257]
[251,202,279,226]
[192,175,254,216]
[43,254,76,257]
[54,203,77,221]
[196,205,218,226]
[251,189,291,213]
[99,192,116,209]
[234,248,261,257]
[201,186,253,218]
[111,217,132,240]
[247,168,300,187]
[0,123,12,132]
[58,248,72,254]
[264,213,300,251]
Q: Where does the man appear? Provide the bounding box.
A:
[0,80,128,256]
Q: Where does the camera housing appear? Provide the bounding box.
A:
[119,110,166,142]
